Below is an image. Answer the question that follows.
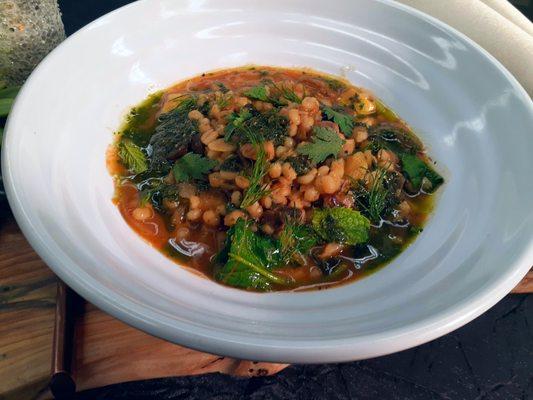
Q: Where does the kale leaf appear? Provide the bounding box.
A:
[138,178,179,211]
[149,96,199,172]
[400,153,444,193]
[286,155,313,175]
[226,107,289,146]
[215,219,289,290]
[219,154,244,172]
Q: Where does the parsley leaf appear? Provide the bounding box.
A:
[322,105,355,136]
[215,219,290,290]
[312,207,370,245]
[242,83,301,106]
[243,85,269,102]
[172,153,217,183]
[297,126,345,164]
[118,140,148,174]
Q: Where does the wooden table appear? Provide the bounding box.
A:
[1,215,531,400]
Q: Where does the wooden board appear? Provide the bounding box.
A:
[0,215,531,400]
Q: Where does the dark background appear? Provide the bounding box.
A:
[55,1,532,399]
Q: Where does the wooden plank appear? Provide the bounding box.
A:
[513,270,533,293]
[0,215,530,399]
[74,303,287,392]
[0,218,56,400]
[0,217,286,400]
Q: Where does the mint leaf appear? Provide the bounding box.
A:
[297,126,345,164]
[312,207,370,245]
[172,152,217,183]
[118,140,148,174]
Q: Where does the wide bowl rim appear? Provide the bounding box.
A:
[2,0,532,363]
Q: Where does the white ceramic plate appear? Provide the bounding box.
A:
[3,0,533,363]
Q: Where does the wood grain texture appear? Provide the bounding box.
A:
[513,270,533,293]
[74,303,287,392]
[0,218,56,400]
[0,215,530,399]
[0,217,286,400]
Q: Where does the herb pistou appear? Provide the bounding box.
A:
[108,66,444,292]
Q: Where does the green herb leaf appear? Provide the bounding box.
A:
[312,207,370,245]
[322,105,354,136]
[216,219,290,290]
[240,145,270,208]
[245,110,289,145]
[118,140,148,174]
[269,82,302,104]
[400,153,444,192]
[368,124,422,155]
[226,108,282,147]
[279,87,301,104]
[242,83,301,107]
[216,82,229,93]
[138,180,179,211]
[297,126,345,164]
[279,222,318,263]
[352,168,400,223]
[172,153,217,183]
[149,96,199,172]
[322,78,345,91]
[286,155,313,175]
[243,85,269,102]
[224,108,252,141]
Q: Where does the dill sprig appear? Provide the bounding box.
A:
[270,81,302,104]
[353,167,390,223]
[240,142,270,208]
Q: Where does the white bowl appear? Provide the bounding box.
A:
[3,0,533,363]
